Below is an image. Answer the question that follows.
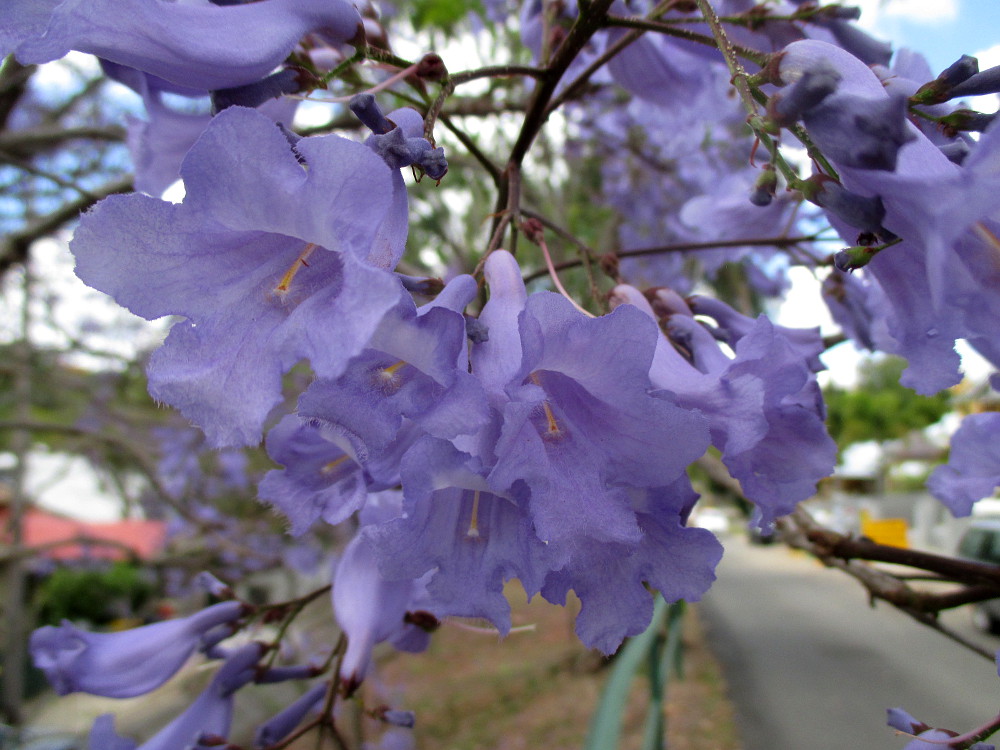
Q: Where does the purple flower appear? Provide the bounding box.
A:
[259,415,371,536]
[807,91,914,171]
[71,106,405,446]
[821,269,877,350]
[333,523,438,696]
[296,274,488,464]
[364,436,553,635]
[687,295,825,372]
[30,600,245,698]
[606,28,714,106]
[478,254,710,565]
[611,285,836,526]
[541,477,722,652]
[118,67,299,197]
[88,643,265,750]
[12,0,362,91]
[927,413,1000,516]
[254,681,328,748]
[353,95,448,181]
[460,251,719,652]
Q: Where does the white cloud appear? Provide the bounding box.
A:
[963,43,1000,112]
[973,43,1000,68]
[883,0,958,22]
[853,0,959,27]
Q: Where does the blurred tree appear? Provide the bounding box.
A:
[823,356,953,451]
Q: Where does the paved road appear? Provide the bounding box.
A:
[700,535,1000,750]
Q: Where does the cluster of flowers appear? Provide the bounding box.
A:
[7,0,1000,747]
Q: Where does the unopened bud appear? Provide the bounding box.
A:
[939,108,997,136]
[254,682,328,748]
[833,244,879,271]
[465,316,490,344]
[816,5,861,21]
[350,93,394,134]
[196,571,235,600]
[939,54,979,87]
[946,63,1000,99]
[376,707,417,728]
[598,252,619,279]
[749,165,778,207]
[520,217,545,243]
[417,53,448,81]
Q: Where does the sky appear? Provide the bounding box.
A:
[857,0,1000,73]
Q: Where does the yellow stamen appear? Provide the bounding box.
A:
[974,222,1000,270]
[374,360,408,392]
[273,243,318,298]
[320,454,349,476]
[467,489,481,538]
[530,373,562,437]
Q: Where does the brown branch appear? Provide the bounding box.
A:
[0,125,126,155]
[521,234,824,282]
[508,0,616,167]
[795,516,1000,588]
[438,113,502,186]
[0,174,133,275]
[780,508,999,662]
[691,454,998,661]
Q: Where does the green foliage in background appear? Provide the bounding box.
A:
[411,0,484,32]
[823,356,952,451]
[35,561,155,626]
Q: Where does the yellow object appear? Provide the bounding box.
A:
[860,510,909,548]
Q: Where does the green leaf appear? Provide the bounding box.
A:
[584,596,670,750]
[411,0,483,33]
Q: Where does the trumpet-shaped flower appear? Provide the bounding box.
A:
[364,436,553,634]
[87,643,264,750]
[610,285,836,526]
[459,251,718,652]
[297,275,488,464]
[71,106,403,446]
[30,600,245,698]
[333,525,438,696]
[779,40,1000,393]
[11,0,362,91]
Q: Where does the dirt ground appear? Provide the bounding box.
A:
[375,586,744,750]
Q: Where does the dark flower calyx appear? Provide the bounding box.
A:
[212,68,311,113]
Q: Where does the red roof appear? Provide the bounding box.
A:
[0,506,166,561]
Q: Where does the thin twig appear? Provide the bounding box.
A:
[521,234,824,282]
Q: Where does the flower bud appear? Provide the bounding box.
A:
[749,165,779,207]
